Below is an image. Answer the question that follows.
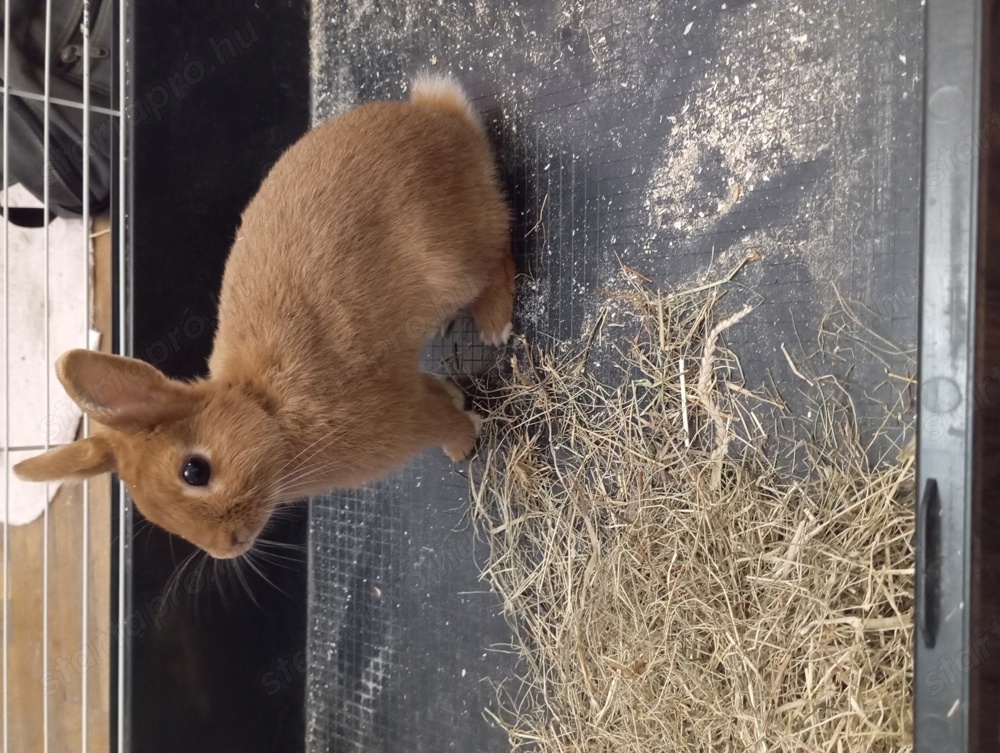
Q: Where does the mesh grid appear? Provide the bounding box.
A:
[307,0,923,749]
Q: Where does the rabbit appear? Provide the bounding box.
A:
[13,73,516,560]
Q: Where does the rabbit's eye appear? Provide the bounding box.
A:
[181,456,211,486]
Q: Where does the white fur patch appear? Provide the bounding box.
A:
[410,71,477,121]
[480,321,514,347]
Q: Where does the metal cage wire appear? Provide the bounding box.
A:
[0,1,127,750]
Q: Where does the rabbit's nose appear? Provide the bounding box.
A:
[232,530,251,548]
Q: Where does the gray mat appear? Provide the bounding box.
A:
[306,1,923,750]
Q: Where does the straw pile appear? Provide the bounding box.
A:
[469,273,914,752]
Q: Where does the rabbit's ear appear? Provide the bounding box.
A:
[13,436,116,481]
[56,349,197,431]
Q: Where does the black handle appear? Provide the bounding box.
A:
[0,206,54,227]
[918,478,942,649]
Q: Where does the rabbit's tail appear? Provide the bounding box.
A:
[410,72,481,129]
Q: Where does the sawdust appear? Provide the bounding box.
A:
[515,277,549,331]
[646,3,848,286]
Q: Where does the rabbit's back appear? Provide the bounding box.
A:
[209,98,509,378]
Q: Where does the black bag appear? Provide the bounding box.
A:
[1,0,114,227]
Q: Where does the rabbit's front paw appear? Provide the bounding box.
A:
[479,321,513,348]
[436,376,466,411]
[443,411,482,462]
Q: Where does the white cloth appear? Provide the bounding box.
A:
[0,183,100,525]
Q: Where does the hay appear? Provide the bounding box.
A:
[469,277,914,752]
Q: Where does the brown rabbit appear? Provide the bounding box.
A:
[13,74,515,559]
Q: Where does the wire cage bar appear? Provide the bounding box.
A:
[0,1,125,750]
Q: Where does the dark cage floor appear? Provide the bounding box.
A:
[307,1,923,751]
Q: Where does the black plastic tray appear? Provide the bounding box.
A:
[914,1,981,751]
[116,1,992,752]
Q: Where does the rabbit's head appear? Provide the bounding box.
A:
[14,350,289,559]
